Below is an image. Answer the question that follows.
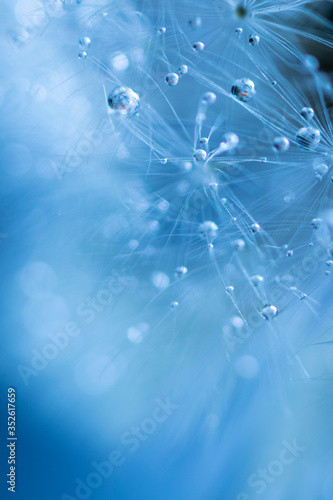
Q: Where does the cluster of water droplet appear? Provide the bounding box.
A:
[59,0,333,386]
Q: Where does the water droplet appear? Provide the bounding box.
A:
[286,249,294,257]
[273,136,290,152]
[127,323,149,344]
[290,286,307,300]
[226,286,234,294]
[296,127,321,149]
[108,86,140,117]
[111,53,129,71]
[231,239,245,251]
[193,41,205,51]
[231,78,255,102]
[79,36,91,48]
[157,200,170,212]
[311,218,323,229]
[249,34,260,46]
[149,220,160,232]
[201,91,216,105]
[251,275,264,286]
[199,137,209,146]
[170,301,179,309]
[220,132,239,150]
[250,223,260,234]
[178,65,188,75]
[129,239,138,250]
[160,158,168,164]
[314,163,328,179]
[175,266,188,278]
[235,28,243,37]
[189,17,202,28]
[152,272,170,290]
[165,73,179,86]
[231,316,244,328]
[301,107,314,121]
[304,54,319,71]
[199,221,218,240]
[158,27,166,34]
[78,51,87,59]
[261,304,278,320]
[194,149,207,162]
[284,192,295,204]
